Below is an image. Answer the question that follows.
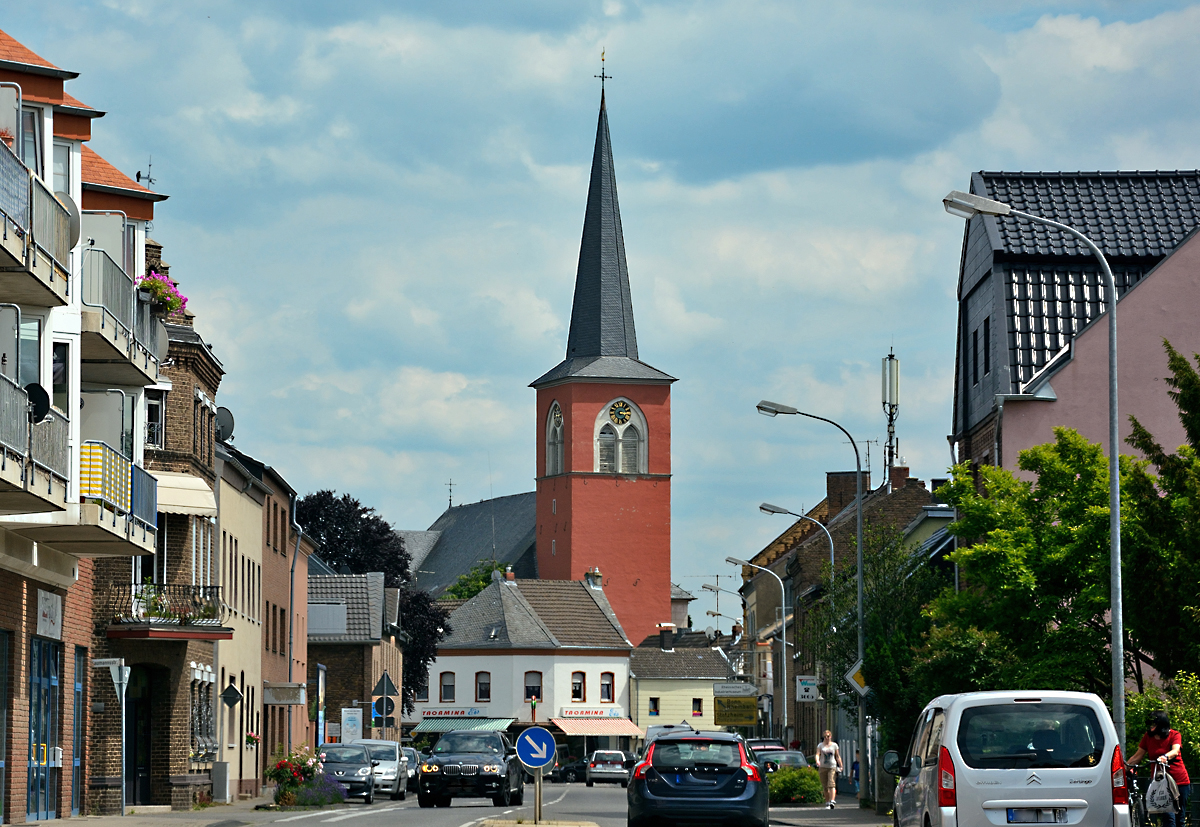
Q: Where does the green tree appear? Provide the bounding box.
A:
[443,560,508,600]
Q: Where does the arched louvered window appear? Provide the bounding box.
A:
[594,398,647,474]
[597,425,617,473]
[546,403,564,476]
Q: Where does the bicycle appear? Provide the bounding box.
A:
[1129,764,1193,827]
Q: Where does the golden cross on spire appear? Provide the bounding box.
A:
[594,48,611,90]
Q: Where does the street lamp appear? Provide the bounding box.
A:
[942,190,1125,744]
[726,555,787,742]
[756,401,865,783]
[760,502,836,584]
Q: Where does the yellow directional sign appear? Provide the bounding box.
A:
[714,696,758,727]
[844,659,869,697]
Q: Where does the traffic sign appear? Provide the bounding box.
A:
[372,696,395,717]
[516,726,556,770]
[844,660,869,697]
[713,681,757,697]
[372,717,396,728]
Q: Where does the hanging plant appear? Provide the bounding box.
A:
[137,271,188,315]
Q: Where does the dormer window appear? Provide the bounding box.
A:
[594,398,646,474]
[546,403,564,475]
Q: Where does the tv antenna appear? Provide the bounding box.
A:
[136,156,156,188]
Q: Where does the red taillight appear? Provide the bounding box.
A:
[632,744,655,779]
[738,743,763,783]
[1111,744,1129,805]
[937,746,956,808]
[589,762,596,768]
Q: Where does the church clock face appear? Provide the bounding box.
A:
[609,401,632,425]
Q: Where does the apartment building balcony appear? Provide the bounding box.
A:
[0,440,156,556]
[99,583,233,641]
[81,248,163,385]
[0,143,70,307]
[0,376,69,514]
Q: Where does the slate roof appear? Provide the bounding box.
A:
[631,636,736,681]
[308,572,385,643]
[975,171,1200,259]
[398,530,441,572]
[531,93,674,388]
[408,492,537,597]
[441,579,632,651]
[671,583,695,602]
[309,554,337,575]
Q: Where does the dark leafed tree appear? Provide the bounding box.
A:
[297,490,450,714]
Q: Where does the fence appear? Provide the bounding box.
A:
[0,141,29,234]
[31,176,69,272]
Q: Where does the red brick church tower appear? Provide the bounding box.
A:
[531,92,676,647]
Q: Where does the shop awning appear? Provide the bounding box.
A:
[152,471,217,516]
[411,717,515,734]
[551,717,644,737]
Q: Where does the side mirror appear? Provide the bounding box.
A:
[506,746,517,756]
[882,750,904,776]
[421,748,432,756]
[372,760,380,767]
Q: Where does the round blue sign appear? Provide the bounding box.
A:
[515,726,557,769]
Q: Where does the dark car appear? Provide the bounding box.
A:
[628,731,770,827]
[744,738,785,753]
[319,743,376,804]
[766,751,809,771]
[553,757,589,783]
[417,730,525,808]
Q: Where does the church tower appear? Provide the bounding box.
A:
[530,91,676,647]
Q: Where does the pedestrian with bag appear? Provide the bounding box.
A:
[817,730,843,809]
[1129,711,1191,827]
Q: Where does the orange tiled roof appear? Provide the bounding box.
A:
[81,146,152,195]
[60,92,93,111]
[0,28,61,71]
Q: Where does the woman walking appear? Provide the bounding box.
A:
[1129,711,1191,827]
[817,730,843,809]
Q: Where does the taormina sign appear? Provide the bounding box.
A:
[422,708,486,717]
[558,707,626,718]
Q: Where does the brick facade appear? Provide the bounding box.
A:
[308,635,403,745]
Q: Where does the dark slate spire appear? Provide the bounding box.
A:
[531,92,675,389]
[565,91,638,360]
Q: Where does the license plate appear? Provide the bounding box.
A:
[1007,808,1065,824]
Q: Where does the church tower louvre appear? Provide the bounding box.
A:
[530,90,676,648]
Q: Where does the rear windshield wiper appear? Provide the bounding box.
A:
[979,753,1038,761]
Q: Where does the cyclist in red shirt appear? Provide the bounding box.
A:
[1129,711,1191,827]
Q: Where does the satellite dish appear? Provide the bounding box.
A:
[705,625,717,643]
[155,321,169,358]
[215,407,235,442]
[24,383,50,423]
[54,191,81,251]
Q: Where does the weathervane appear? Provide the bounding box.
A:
[594,48,611,90]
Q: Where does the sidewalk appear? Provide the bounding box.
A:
[769,804,891,827]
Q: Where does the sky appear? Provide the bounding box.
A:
[9,0,1200,629]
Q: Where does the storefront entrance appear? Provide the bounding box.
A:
[27,638,61,821]
[125,666,152,806]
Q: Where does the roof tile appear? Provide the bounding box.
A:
[0,28,60,71]
[82,145,153,194]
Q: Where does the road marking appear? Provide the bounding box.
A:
[321,806,402,822]
[276,812,337,822]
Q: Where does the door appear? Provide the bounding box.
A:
[125,667,152,806]
[27,638,61,821]
[71,649,85,816]
[898,709,932,827]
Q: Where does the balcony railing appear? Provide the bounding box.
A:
[83,248,160,366]
[31,176,69,273]
[131,463,157,530]
[0,374,28,459]
[100,583,229,627]
[32,409,69,483]
[0,141,30,234]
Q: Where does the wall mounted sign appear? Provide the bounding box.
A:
[36,590,61,640]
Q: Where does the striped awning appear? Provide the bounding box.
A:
[551,717,644,737]
[410,717,515,734]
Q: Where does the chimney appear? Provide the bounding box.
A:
[889,466,910,491]
[731,623,743,638]
[583,567,603,590]
[657,622,676,652]
[505,565,515,581]
[826,470,870,515]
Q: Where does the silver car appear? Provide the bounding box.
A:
[357,739,406,800]
[402,746,419,786]
[883,691,1130,827]
[585,749,629,788]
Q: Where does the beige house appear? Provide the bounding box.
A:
[630,626,737,742]
[214,446,268,800]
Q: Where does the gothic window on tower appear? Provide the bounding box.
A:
[546,403,564,475]
[594,398,646,474]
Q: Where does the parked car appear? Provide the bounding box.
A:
[319,743,376,804]
[553,757,589,783]
[767,750,809,770]
[744,738,786,753]
[401,747,420,785]
[628,731,769,827]
[585,750,629,788]
[643,721,696,751]
[882,690,1128,827]
[417,730,525,808]
[357,739,406,800]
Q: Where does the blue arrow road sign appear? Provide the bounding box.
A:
[516,726,556,770]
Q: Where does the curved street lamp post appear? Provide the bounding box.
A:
[942,190,1124,745]
[756,401,865,793]
[760,502,836,585]
[725,555,787,742]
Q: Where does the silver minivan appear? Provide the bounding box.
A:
[882,691,1131,827]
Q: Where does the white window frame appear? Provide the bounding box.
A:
[593,397,647,474]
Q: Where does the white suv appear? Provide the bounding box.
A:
[882,691,1131,827]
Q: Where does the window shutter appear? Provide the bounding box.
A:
[620,425,639,473]
[598,426,617,472]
